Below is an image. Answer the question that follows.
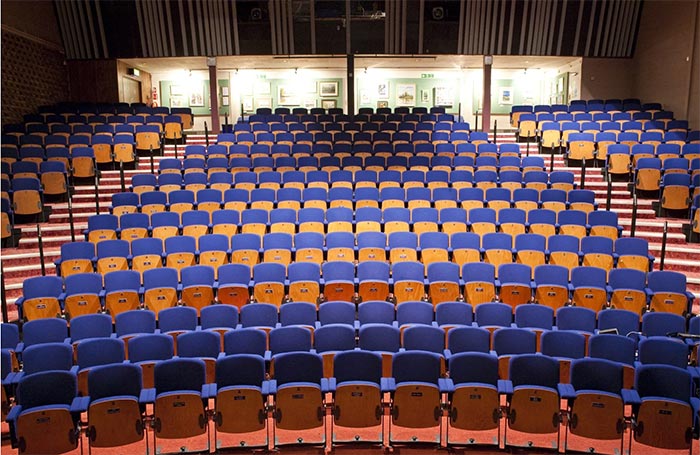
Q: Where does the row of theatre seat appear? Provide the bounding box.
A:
[560,132,699,163]
[2,307,699,452]
[2,136,137,166]
[6,303,699,354]
[3,126,166,157]
[24,102,192,117]
[157,149,543,171]
[517,110,689,126]
[512,98,662,114]
[20,254,692,321]
[110,187,604,215]
[522,116,695,136]
[3,117,184,139]
[65,227,646,275]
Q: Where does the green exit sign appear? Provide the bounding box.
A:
[257,74,267,79]
[421,73,434,78]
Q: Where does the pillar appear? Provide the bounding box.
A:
[482,55,492,133]
[207,56,220,134]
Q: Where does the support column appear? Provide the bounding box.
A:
[346,54,355,115]
[482,55,492,133]
[208,56,220,134]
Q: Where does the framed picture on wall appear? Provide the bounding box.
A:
[278,86,300,106]
[222,96,230,106]
[376,81,389,99]
[303,98,317,109]
[256,97,272,109]
[242,96,253,112]
[395,84,416,106]
[360,89,370,105]
[321,99,336,110]
[434,86,452,106]
[377,100,389,109]
[499,87,513,105]
[189,85,205,106]
[420,90,430,103]
[170,85,185,96]
[319,81,338,97]
[170,95,186,108]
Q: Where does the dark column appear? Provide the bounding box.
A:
[208,57,220,134]
[482,55,492,133]
[346,54,355,115]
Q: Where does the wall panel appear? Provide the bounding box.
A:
[52,0,645,59]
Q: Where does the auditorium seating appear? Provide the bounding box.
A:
[3,100,699,454]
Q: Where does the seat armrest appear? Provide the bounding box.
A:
[381,377,396,392]
[267,379,277,395]
[621,389,641,406]
[139,388,156,404]
[326,377,337,392]
[498,379,513,395]
[201,384,215,399]
[3,372,17,385]
[262,380,272,396]
[11,372,25,386]
[71,396,90,413]
[558,383,576,400]
[320,378,330,393]
[439,378,455,393]
[6,404,22,424]
[207,383,218,397]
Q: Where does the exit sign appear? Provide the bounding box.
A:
[421,73,434,78]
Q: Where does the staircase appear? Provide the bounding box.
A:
[2,132,699,322]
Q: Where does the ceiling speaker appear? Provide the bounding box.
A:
[432,7,445,20]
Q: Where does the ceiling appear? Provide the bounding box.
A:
[120,54,579,74]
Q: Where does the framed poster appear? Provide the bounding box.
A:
[170,85,185,96]
[319,81,338,97]
[321,99,336,109]
[170,95,186,108]
[376,81,389,99]
[278,86,299,106]
[395,83,416,106]
[303,98,317,109]
[360,89,370,105]
[255,97,272,109]
[377,100,389,109]
[499,87,513,105]
[420,90,430,103]
[221,86,229,96]
[434,86,452,106]
[189,85,205,106]
[242,96,253,112]
[222,96,230,106]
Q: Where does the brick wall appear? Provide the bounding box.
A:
[1,29,68,125]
